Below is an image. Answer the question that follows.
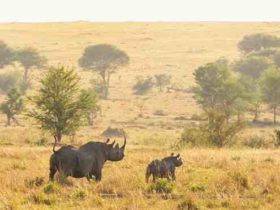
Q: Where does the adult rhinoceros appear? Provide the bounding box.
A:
[49,132,126,182]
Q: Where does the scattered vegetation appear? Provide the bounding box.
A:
[154,74,172,92]
[79,44,129,99]
[147,178,174,193]
[133,76,154,95]
[29,65,97,143]
[0,88,24,125]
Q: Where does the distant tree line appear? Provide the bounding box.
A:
[188,33,280,147]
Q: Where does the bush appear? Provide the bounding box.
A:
[179,127,209,147]
[133,76,154,95]
[274,129,280,147]
[190,113,204,121]
[147,178,174,193]
[242,135,275,148]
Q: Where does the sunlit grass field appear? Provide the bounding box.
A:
[1,22,280,209]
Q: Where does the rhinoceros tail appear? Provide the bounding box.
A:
[53,135,57,153]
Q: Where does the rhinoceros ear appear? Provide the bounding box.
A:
[108,140,115,147]
[176,153,180,158]
[105,138,110,143]
[171,153,174,156]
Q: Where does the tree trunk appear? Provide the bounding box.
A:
[237,113,241,122]
[24,68,29,82]
[6,116,11,126]
[55,133,62,143]
[100,71,109,99]
[159,85,162,92]
[105,72,111,100]
[253,110,259,122]
[274,107,277,124]
[12,116,19,125]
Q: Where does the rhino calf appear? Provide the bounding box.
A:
[146,153,183,183]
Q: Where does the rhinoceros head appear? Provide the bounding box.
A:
[170,153,183,167]
[106,131,126,161]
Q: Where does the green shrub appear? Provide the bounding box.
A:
[43,182,56,194]
[189,182,206,192]
[147,179,174,194]
[179,127,209,147]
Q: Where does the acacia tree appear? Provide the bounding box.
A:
[193,59,246,146]
[30,65,96,143]
[238,33,280,54]
[0,88,24,126]
[0,41,14,69]
[154,74,171,92]
[233,56,272,121]
[15,47,47,82]
[239,76,262,122]
[79,44,129,99]
[261,67,280,124]
[234,56,272,79]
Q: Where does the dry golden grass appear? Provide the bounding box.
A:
[1,145,280,209]
[1,22,280,209]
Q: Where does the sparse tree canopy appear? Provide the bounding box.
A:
[261,67,280,124]
[0,87,24,126]
[234,56,272,79]
[29,66,94,143]
[238,33,280,54]
[0,41,14,69]
[79,44,129,99]
[15,47,47,81]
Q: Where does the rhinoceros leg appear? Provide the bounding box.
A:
[49,168,57,181]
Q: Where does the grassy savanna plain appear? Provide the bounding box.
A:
[1,22,280,209]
